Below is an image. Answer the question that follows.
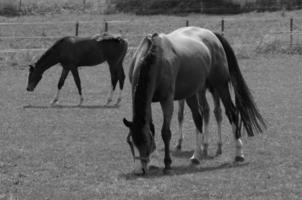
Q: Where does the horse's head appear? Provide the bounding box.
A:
[123,118,156,175]
[26,64,42,92]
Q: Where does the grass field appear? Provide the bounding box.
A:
[1,10,302,199]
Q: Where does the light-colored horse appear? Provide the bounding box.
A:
[123,27,266,175]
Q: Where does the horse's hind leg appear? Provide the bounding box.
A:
[115,65,125,105]
[51,68,69,105]
[106,64,119,105]
[216,84,244,162]
[212,90,223,155]
[198,88,210,157]
[71,68,84,106]
[186,94,204,164]
[175,100,185,151]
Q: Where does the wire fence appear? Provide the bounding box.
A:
[0,16,302,54]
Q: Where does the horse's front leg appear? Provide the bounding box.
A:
[51,68,69,105]
[106,69,118,105]
[160,96,174,174]
[115,66,125,105]
[71,68,83,106]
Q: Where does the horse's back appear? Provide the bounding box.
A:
[131,27,230,101]
[57,35,126,67]
[155,27,226,100]
[167,27,230,88]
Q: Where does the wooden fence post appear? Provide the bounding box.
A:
[75,21,79,36]
[19,0,22,12]
[221,18,225,35]
[186,20,189,27]
[290,18,293,48]
[104,21,108,32]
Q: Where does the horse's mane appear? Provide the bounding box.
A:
[35,37,65,71]
[93,33,123,43]
[133,35,158,129]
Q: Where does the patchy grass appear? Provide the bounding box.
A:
[256,33,302,54]
[1,11,302,199]
[1,53,302,200]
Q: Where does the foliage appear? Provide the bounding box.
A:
[201,0,242,14]
[0,1,95,16]
[114,0,202,15]
[114,0,302,15]
[256,35,302,55]
[0,1,19,16]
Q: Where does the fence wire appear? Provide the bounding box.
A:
[0,17,302,54]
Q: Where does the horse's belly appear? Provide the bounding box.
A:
[78,52,105,66]
[151,67,208,102]
[174,61,210,100]
[173,77,203,100]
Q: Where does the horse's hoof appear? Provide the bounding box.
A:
[50,102,59,106]
[106,99,112,105]
[149,165,160,171]
[132,168,147,176]
[50,99,58,105]
[216,149,222,156]
[190,157,200,165]
[234,156,245,162]
[203,150,208,158]
[78,99,84,106]
[175,144,182,152]
[163,167,172,175]
[115,98,122,106]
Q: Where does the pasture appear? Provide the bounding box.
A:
[1,11,302,199]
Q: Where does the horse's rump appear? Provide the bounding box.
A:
[153,27,231,101]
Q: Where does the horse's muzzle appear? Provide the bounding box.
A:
[26,87,34,92]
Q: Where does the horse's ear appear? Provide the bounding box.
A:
[123,118,133,128]
[152,33,159,38]
[29,65,34,72]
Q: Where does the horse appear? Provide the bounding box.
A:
[26,33,128,106]
[175,87,223,157]
[123,26,266,175]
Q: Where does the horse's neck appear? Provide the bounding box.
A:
[133,67,157,128]
[133,103,152,130]
[35,48,59,73]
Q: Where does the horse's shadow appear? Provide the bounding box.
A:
[23,104,120,109]
[171,149,194,158]
[119,161,249,180]
[169,149,216,160]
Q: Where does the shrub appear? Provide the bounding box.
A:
[255,34,302,55]
[114,0,201,15]
[0,1,20,16]
[201,0,242,14]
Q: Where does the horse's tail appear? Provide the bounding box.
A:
[214,32,266,136]
[99,34,128,65]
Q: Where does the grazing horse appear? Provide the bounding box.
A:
[175,88,223,157]
[26,33,128,106]
[123,26,266,175]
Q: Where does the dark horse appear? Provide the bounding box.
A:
[123,27,266,175]
[26,33,128,106]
